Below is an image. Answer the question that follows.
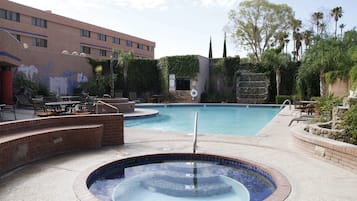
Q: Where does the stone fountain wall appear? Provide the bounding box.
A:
[236,72,269,104]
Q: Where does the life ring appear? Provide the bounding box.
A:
[190,89,198,98]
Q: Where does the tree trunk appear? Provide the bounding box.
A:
[319,69,326,96]
[276,68,281,97]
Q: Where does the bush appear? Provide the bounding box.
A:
[275,95,291,104]
[342,104,357,145]
[316,96,342,122]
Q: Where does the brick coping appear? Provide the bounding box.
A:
[292,127,357,170]
[73,153,291,201]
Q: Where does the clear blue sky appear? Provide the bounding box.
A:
[10,0,357,59]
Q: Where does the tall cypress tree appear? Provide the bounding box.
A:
[209,36,213,59]
[223,32,227,58]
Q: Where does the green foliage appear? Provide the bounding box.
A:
[325,70,349,85]
[316,96,342,122]
[14,76,50,96]
[127,59,160,94]
[158,55,199,93]
[200,92,236,103]
[79,74,110,97]
[275,95,291,104]
[159,55,199,78]
[349,65,357,88]
[228,0,295,61]
[342,104,357,145]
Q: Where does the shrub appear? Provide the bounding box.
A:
[316,96,342,122]
[275,95,291,104]
[342,104,357,145]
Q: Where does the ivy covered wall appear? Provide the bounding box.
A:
[158,55,200,94]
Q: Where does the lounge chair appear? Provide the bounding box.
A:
[0,104,16,121]
[288,115,316,126]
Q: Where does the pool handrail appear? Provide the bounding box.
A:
[280,99,291,110]
[193,112,198,154]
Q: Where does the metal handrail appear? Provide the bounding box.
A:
[193,112,198,154]
[280,99,291,110]
[96,100,119,113]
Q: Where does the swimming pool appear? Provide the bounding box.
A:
[125,104,280,136]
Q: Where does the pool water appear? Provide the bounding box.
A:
[89,161,275,201]
[125,105,280,136]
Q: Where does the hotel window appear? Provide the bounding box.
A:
[137,43,143,49]
[32,38,47,48]
[99,49,107,56]
[176,78,191,90]
[0,9,20,22]
[98,33,107,41]
[126,40,132,47]
[32,17,47,28]
[80,29,91,38]
[146,45,150,51]
[80,46,91,54]
[113,37,120,44]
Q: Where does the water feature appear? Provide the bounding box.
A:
[87,154,284,201]
[236,72,269,104]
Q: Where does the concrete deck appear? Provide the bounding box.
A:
[0,107,357,201]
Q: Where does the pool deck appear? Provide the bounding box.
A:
[0,106,357,201]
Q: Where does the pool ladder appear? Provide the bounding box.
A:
[193,112,198,154]
[280,99,291,110]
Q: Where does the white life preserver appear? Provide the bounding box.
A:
[190,89,198,98]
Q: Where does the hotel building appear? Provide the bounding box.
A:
[0,0,156,104]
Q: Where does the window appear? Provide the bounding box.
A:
[126,40,132,47]
[99,49,107,56]
[32,38,47,48]
[0,9,20,22]
[146,45,150,51]
[113,37,120,44]
[80,46,91,54]
[175,78,190,90]
[80,29,91,38]
[32,17,47,28]
[137,43,143,49]
[11,34,21,41]
[98,33,106,41]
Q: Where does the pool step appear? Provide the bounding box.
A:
[141,177,232,197]
[154,170,220,184]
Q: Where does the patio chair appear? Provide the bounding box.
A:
[129,92,142,103]
[32,97,55,117]
[0,104,16,121]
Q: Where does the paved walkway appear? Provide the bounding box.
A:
[0,107,356,201]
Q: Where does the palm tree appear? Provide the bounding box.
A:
[274,31,289,53]
[113,49,134,97]
[339,23,346,38]
[261,50,289,97]
[312,12,324,35]
[291,19,302,60]
[331,6,343,38]
[303,30,313,51]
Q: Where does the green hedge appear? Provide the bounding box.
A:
[127,59,160,94]
[342,104,357,145]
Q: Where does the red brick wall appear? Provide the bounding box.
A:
[0,114,123,175]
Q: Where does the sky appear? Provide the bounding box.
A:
[9,0,357,59]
